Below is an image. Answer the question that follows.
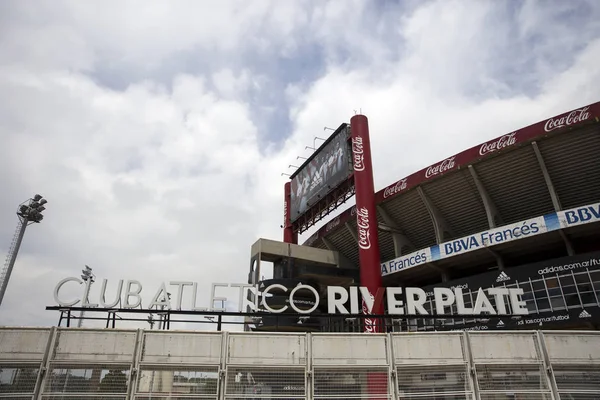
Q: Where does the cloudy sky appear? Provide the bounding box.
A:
[1,0,599,329]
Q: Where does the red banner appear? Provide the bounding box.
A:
[304,101,600,245]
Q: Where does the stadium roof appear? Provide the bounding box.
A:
[303,101,600,286]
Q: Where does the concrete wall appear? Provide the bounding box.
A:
[0,327,599,399]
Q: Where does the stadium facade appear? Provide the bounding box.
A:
[248,101,600,333]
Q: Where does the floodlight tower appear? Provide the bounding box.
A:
[0,194,48,307]
[78,265,95,328]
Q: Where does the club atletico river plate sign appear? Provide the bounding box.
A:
[52,277,530,317]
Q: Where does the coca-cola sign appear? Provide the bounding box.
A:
[425,156,456,179]
[352,137,365,172]
[383,178,408,199]
[479,132,517,156]
[356,207,371,250]
[544,107,590,132]
[362,305,377,333]
[326,216,341,233]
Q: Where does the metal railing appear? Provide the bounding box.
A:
[1,327,599,399]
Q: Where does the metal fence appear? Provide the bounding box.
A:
[1,327,599,399]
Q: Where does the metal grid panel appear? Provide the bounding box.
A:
[396,364,471,397]
[0,328,51,361]
[313,367,389,399]
[469,333,542,363]
[42,363,131,395]
[552,364,600,394]
[136,365,219,398]
[394,395,471,400]
[312,334,388,366]
[52,329,136,362]
[41,397,126,399]
[0,364,39,397]
[225,366,306,398]
[227,333,307,365]
[543,333,600,363]
[537,124,600,209]
[479,394,551,400]
[141,331,222,364]
[421,169,489,240]
[392,333,466,364]
[475,145,555,225]
[476,363,549,391]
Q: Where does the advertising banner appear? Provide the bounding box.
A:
[419,251,600,331]
[381,201,600,276]
[289,125,351,222]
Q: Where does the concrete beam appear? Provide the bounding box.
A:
[532,141,574,256]
[345,221,358,243]
[376,204,414,257]
[417,186,454,244]
[322,237,356,269]
[469,165,503,228]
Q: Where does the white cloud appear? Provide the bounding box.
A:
[0,0,598,329]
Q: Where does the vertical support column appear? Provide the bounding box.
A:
[306,332,313,400]
[128,329,144,400]
[350,114,383,329]
[463,331,481,400]
[36,327,59,400]
[536,331,561,400]
[386,332,398,399]
[350,114,386,400]
[218,331,229,400]
[283,182,298,244]
[33,327,57,400]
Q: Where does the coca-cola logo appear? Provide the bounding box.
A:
[352,137,365,171]
[383,178,407,199]
[425,156,456,179]
[326,216,341,232]
[356,207,371,250]
[544,107,590,132]
[479,132,517,156]
[283,199,288,226]
[362,297,377,333]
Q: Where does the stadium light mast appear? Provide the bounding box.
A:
[78,265,95,328]
[0,194,48,307]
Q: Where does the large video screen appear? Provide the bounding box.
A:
[290,125,351,223]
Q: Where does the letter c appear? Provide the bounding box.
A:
[54,277,83,306]
[289,284,320,314]
[261,284,288,313]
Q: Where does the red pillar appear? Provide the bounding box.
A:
[283,182,297,244]
[350,114,383,329]
[351,115,387,398]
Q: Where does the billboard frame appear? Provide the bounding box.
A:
[288,122,355,234]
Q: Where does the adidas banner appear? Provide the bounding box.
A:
[448,305,600,332]
[421,251,600,331]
